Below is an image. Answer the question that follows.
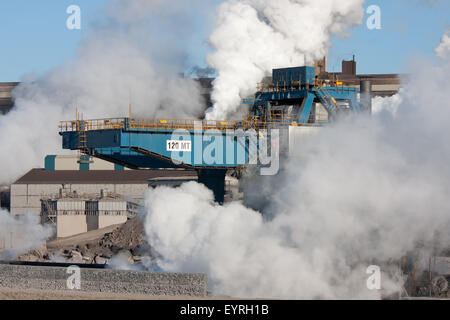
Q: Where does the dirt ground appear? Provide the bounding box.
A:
[0,288,238,300]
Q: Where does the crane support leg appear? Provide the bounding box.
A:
[298,93,315,124]
[197,169,227,204]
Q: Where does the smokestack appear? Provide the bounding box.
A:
[360,80,372,114]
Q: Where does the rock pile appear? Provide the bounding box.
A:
[16,217,151,267]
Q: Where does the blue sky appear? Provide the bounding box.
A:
[0,0,448,81]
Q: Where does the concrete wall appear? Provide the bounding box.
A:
[53,155,116,170]
[89,157,116,170]
[98,214,127,229]
[10,184,36,215]
[11,183,148,215]
[56,213,127,238]
[0,264,207,297]
[54,156,79,170]
[98,201,128,229]
[57,214,87,238]
[56,200,88,238]
[54,200,129,238]
[46,155,129,171]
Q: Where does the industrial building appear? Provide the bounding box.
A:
[325,57,402,97]
[11,168,198,216]
[5,59,401,215]
[195,57,402,105]
[0,82,18,114]
[0,57,401,119]
[4,58,401,240]
[41,191,139,238]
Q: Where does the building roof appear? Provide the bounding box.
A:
[14,169,198,185]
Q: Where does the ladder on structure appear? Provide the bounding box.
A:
[77,120,90,164]
[315,87,339,120]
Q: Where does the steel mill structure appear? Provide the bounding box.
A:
[59,66,370,203]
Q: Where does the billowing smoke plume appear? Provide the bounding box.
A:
[371,29,450,117]
[143,33,450,299]
[206,0,365,120]
[0,210,53,260]
[0,0,210,184]
[435,29,450,59]
[372,90,404,116]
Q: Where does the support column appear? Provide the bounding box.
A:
[197,169,227,204]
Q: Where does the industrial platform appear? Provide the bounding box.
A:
[60,66,371,202]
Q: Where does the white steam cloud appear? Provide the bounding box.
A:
[372,90,403,116]
[0,0,210,184]
[435,29,450,59]
[206,0,365,120]
[142,33,450,299]
[0,210,53,260]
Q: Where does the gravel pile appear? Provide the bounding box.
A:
[16,217,151,266]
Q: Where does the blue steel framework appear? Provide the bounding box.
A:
[59,67,364,202]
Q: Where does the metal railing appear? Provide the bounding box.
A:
[59,115,327,134]
[59,118,126,132]
[129,117,303,131]
[129,117,241,131]
[255,79,358,94]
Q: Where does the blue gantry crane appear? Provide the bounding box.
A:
[59,66,369,203]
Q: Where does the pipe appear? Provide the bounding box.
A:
[360,80,372,114]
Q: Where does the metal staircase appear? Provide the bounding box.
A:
[315,87,339,119]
